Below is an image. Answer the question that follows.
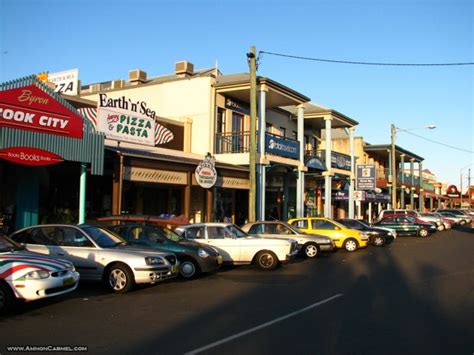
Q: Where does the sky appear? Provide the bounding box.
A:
[1,0,473,188]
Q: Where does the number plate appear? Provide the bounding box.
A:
[63,277,74,286]
[217,255,223,265]
[171,265,178,274]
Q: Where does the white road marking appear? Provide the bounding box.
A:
[185,293,343,355]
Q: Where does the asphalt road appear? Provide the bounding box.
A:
[1,227,473,355]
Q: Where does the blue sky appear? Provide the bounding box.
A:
[1,0,473,186]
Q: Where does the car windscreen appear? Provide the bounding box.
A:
[154,226,184,242]
[225,225,249,238]
[0,235,23,252]
[80,226,127,248]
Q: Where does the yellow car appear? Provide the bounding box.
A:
[287,217,369,252]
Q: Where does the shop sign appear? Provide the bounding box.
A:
[265,133,299,160]
[365,191,391,202]
[356,164,376,190]
[97,107,155,146]
[334,191,349,200]
[0,85,84,139]
[354,191,365,201]
[446,185,460,198]
[195,154,217,189]
[99,93,156,119]
[330,151,351,171]
[0,147,64,166]
[48,69,79,95]
[224,97,250,115]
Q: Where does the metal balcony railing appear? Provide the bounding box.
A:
[215,131,250,154]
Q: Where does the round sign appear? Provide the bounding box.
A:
[195,160,217,189]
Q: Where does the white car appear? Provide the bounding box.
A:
[0,234,80,313]
[175,223,298,270]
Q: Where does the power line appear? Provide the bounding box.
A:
[259,51,474,67]
[403,130,474,153]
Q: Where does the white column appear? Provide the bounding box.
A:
[324,117,333,218]
[348,127,355,219]
[296,104,305,217]
[258,85,268,220]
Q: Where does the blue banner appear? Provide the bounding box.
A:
[265,133,299,160]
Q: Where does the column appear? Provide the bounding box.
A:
[410,158,415,209]
[419,162,424,212]
[257,85,268,220]
[400,154,405,208]
[184,172,192,219]
[79,163,87,224]
[387,149,392,208]
[296,104,305,217]
[324,117,333,218]
[348,127,355,219]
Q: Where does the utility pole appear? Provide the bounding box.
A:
[469,168,471,209]
[248,46,257,222]
[390,124,397,209]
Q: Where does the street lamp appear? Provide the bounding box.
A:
[390,124,436,208]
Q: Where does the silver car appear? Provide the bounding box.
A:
[10,224,179,293]
[241,221,336,258]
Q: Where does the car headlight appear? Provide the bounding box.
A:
[198,248,209,258]
[145,256,165,265]
[25,270,50,280]
[359,232,369,239]
[69,264,76,272]
[325,238,331,243]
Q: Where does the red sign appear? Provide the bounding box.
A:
[0,147,64,166]
[0,85,83,139]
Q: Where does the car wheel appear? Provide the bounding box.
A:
[437,224,445,231]
[418,228,429,237]
[105,263,135,293]
[303,243,320,258]
[372,236,385,247]
[459,220,466,226]
[0,282,14,314]
[255,250,278,271]
[343,238,358,252]
[179,259,199,279]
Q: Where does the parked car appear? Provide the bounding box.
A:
[436,210,472,225]
[9,224,179,293]
[106,222,222,279]
[421,212,453,230]
[240,221,335,258]
[378,209,443,230]
[0,233,79,313]
[287,217,369,252]
[373,216,437,237]
[174,223,299,270]
[337,219,396,247]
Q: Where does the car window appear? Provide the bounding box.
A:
[207,227,226,239]
[22,227,57,245]
[341,220,360,229]
[110,225,129,240]
[381,217,394,224]
[312,220,336,230]
[145,226,168,243]
[55,227,94,247]
[185,227,205,239]
[249,224,264,234]
[80,226,125,248]
[271,223,293,235]
[130,226,146,241]
[291,220,307,229]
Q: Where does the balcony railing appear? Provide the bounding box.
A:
[215,131,250,154]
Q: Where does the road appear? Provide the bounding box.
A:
[1,227,473,355]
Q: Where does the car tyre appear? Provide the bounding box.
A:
[0,282,14,314]
[105,263,135,293]
[418,228,429,238]
[459,220,466,226]
[302,243,320,258]
[437,224,445,231]
[254,250,278,271]
[343,238,358,252]
[179,259,199,279]
[372,235,385,247]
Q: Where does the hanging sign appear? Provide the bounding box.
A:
[195,154,217,189]
[0,85,84,138]
[0,147,64,166]
[356,164,376,190]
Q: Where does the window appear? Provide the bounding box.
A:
[249,224,265,234]
[216,108,226,133]
[266,123,273,132]
[55,227,93,247]
[291,131,297,140]
[291,220,307,229]
[279,127,286,137]
[207,227,226,239]
[270,223,293,235]
[312,220,336,230]
[24,227,57,245]
[185,227,205,239]
[311,137,318,150]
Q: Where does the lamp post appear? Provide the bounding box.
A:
[460,163,474,208]
[390,124,436,209]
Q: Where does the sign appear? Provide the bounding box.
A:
[356,164,376,190]
[0,147,64,166]
[365,191,391,202]
[48,69,79,95]
[354,191,365,201]
[195,154,217,189]
[97,107,155,146]
[265,133,299,160]
[124,166,187,185]
[99,93,156,119]
[224,97,250,115]
[446,185,460,198]
[0,85,83,138]
[330,151,351,171]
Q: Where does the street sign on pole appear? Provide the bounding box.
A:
[356,164,376,190]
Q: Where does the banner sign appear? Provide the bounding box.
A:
[365,191,391,202]
[48,69,79,95]
[195,154,217,189]
[97,107,155,146]
[0,85,84,138]
[0,147,64,166]
[356,164,376,190]
[330,151,351,171]
[225,97,250,115]
[265,133,299,160]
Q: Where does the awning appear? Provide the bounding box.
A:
[305,156,326,172]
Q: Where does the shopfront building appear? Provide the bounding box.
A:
[0,75,104,232]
